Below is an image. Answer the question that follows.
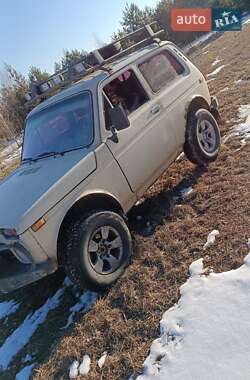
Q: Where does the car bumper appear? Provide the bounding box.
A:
[0,254,56,294]
[0,239,56,294]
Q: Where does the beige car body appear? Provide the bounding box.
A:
[0,40,215,293]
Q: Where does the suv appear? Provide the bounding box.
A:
[0,24,220,293]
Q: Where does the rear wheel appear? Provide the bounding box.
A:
[184,109,221,166]
[62,211,132,291]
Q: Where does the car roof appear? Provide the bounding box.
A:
[27,42,165,118]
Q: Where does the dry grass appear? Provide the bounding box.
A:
[0,159,19,181]
[2,25,250,380]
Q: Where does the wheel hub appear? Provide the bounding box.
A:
[197,119,217,153]
[88,225,123,274]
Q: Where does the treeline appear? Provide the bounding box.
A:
[0,49,87,140]
[0,0,249,141]
[113,0,250,45]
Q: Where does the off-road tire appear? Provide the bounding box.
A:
[61,211,132,291]
[184,108,221,166]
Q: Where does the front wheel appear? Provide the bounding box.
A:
[184,109,221,166]
[62,211,132,291]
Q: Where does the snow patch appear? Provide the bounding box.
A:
[211,56,221,66]
[233,104,250,144]
[189,258,204,276]
[79,354,91,375]
[62,291,97,329]
[243,16,250,25]
[219,87,229,93]
[136,253,250,380]
[176,152,184,161]
[0,300,19,320]
[15,364,35,380]
[0,287,65,370]
[22,354,33,364]
[207,65,225,77]
[69,360,79,379]
[98,351,108,368]
[207,78,216,84]
[247,239,250,251]
[180,186,193,198]
[203,230,219,250]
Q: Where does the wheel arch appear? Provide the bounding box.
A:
[185,96,210,122]
[57,192,124,266]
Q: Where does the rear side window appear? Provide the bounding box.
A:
[139,51,185,92]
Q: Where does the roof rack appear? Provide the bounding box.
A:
[25,22,164,103]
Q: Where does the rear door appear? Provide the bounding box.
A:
[137,47,192,155]
[101,67,177,197]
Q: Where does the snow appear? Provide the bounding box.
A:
[233,104,250,144]
[69,360,79,379]
[235,79,243,85]
[69,355,91,378]
[219,87,229,93]
[0,139,21,169]
[182,32,216,54]
[189,258,203,276]
[62,291,97,329]
[203,230,219,250]
[79,354,91,375]
[211,56,221,67]
[0,300,19,320]
[15,364,35,380]
[0,140,19,157]
[137,249,250,380]
[175,152,184,161]
[207,78,215,83]
[180,186,193,198]
[98,351,107,369]
[0,287,65,370]
[243,15,250,25]
[22,354,33,363]
[247,239,250,251]
[207,65,225,77]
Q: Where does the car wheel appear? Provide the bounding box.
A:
[62,211,132,291]
[184,108,221,166]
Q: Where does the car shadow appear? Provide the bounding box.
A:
[128,165,207,236]
[0,164,207,379]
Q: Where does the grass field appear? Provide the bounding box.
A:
[0,23,249,380]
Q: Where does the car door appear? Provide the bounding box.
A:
[137,47,193,156]
[102,66,177,197]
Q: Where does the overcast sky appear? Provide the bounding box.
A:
[0,0,158,77]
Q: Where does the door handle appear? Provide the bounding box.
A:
[151,104,161,115]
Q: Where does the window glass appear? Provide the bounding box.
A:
[22,93,93,161]
[104,69,148,120]
[139,51,185,92]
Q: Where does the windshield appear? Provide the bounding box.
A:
[22,92,94,161]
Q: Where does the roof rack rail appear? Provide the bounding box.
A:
[25,22,164,103]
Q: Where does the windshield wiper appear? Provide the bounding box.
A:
[22,157,37,163]
[36,151,64,159]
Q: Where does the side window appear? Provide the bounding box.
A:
[139,51,185,92]
[103,70,149,121]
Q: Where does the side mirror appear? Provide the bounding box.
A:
[110,105,130,131]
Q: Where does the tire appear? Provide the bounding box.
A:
[62,211,132,291]
[184,108,221,166]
